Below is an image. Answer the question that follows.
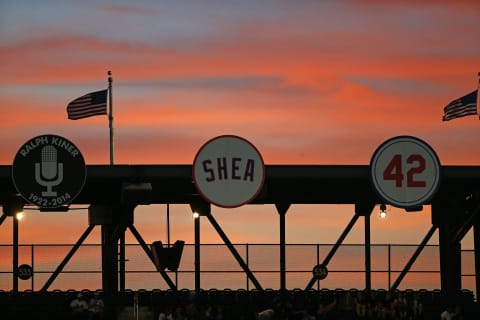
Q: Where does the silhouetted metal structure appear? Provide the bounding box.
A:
[1,164,479,319]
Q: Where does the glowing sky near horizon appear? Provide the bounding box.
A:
[1,1,479,250]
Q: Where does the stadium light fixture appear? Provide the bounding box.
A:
[3,194,24,217]
[189,197,211,218]
[379,204,387,219]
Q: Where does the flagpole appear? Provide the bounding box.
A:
[108,70,114,165]
[477,72,480,119]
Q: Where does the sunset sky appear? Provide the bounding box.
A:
[1,0,479,257]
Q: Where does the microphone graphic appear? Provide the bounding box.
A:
[35,145,64,196]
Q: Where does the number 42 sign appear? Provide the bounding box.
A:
[370,136,441,209]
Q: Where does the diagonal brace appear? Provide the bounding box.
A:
[391,225,437,291]
[206,212,263,290]
[41,225,95,291]
[305,213,360,290]
[128,225,177,290]
[454,204,480,243]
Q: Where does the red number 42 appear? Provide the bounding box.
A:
[383,154,426,187]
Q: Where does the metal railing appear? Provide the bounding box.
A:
[0,243,476,295]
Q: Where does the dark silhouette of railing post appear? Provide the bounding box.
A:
[276,202,290,292]
[194,213,201,293]
[13,215,18,292]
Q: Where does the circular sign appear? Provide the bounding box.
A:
[370,136,441,209]
[12,134,86,208]
[193,135,265,208]
[312,264,328,280]
[17,264,33,280]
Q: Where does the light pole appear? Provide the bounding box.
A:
[190,198,210,294]
[193,211,200,293]
[13,212,20,291]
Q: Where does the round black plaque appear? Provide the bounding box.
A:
[12,134,86,208]
[312,264,328,280]
[18,264,33,280]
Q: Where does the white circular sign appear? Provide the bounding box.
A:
[193,135,265,208]
[370,136,441,209]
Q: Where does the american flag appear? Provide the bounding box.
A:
[67,89,108,120]
[442,90,478,121]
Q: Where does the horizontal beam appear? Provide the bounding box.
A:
[1,165,479,206]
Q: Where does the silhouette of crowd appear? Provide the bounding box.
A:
[0,288,478,319]
[147,288,478,320]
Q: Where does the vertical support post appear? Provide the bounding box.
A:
[316,244,320,290]
[13,216,18,292]
[474,219,480,302]
[31,244,34,290]
[108,70,114,165]
[194,215,201,293]
[246,244,249,290]
[388,244,391,290]
[365,212,371,292]
[167,204,171,247]
[279,212,286,291]
[119,232,125,292]
[438,225,462,300]
[434,201,462,302]
[354,201,375,293]
[102,224,119,320]
[275,203,290,292]
[275,202,290,317]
